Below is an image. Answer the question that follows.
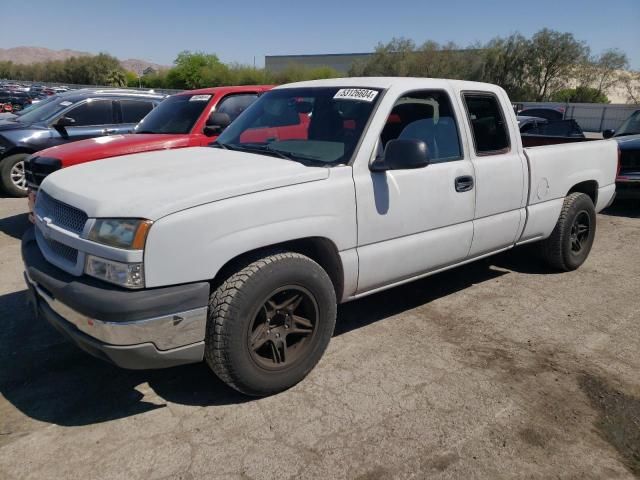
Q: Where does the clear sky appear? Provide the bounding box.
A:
[1,0,639,69]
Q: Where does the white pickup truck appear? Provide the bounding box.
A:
[22,78,618,396]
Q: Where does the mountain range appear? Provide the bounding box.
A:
[0,46,168,74]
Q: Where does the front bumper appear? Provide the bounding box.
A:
[22,227,211,369]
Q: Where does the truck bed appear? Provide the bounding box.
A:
[516,139,618,245]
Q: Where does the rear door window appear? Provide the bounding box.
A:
[463,94,510,155]
[66,100,114,126]
[120,100,154,123]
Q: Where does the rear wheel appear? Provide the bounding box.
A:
[205,252,337,396]
[541,192,596,271]
[0,153,29,197]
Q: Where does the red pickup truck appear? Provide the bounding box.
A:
[25,85,273,193]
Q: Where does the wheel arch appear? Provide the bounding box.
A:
[568,180,598,206]
[210,236,345,302]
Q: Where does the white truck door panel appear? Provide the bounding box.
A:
[460,90,527,255]
[355,161,475,293]
[353,87,476,293]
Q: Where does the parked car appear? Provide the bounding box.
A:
[517,115,547,133]
[22,78,617,396]
[603,110,640,198]
[0,90,33,111]
[518,106,564,122]
[0,89,164,196]
[25,85,273,194]
[520,118,586,147]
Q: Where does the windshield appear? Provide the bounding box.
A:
[16,96,57,116]
[215,87,382,165]
[17,95,74,124]
[135,93,211,134]
[615,110,640,137]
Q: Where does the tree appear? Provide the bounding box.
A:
[551,86,609,103]
[621,71,640,104]
[106,69,127,87]
[349,38,417,76]
[167,51,227,89]
[481,34,534,100]
[527,29,590,101]
[124,70,140,88]
[349,38,483,81]
[575,49,628,97]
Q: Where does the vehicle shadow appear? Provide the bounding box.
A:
[0,212,30,240]
[1,252,526,428]
[601,199,640,219]
[0,290,249,429]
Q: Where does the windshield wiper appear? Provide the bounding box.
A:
[211,141,229,150]
[135,130,159,134]
[221,143,299,162]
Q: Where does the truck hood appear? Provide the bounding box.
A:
[40,147,330,219]
[40,134,193,167]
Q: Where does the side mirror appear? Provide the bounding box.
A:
[203,112,231,137]
[53,116,75,137]
[602,129,615,139]
[55,116,76,128]
[370,139,430,172]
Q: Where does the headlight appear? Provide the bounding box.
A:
[85,255,145,289]
[88,219,152,250]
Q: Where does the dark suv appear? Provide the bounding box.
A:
[0,89,165,196]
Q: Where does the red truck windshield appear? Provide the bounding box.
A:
[135,94,211,135]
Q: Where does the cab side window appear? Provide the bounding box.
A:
[463,94,510,155]
[66,100,113,126]
[120,100,154,123]
[380,90,462,163]
[216,94,259,122]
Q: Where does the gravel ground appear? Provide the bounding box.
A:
[0,196,638,480]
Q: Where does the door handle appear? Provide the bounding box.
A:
[102,129,118,135]
[455,175,474,192]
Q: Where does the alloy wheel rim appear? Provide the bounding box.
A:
[570,211,590,253]
[248,286,319,371]
[10,160,27,191]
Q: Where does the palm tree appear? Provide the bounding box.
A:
[106,69,127,87]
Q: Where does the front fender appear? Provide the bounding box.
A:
[143,167,356,288]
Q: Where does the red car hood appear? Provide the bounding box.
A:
[39,134,192,167]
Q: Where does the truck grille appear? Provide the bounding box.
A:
[34,228,80,270]
[25,156,62,189]
[43,235,78,264]
[35,190,88,234]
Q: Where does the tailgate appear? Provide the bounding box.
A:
[523,140,618,206]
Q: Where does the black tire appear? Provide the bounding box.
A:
[205,251,337,396]
[541,192,596,271]
[0,153,29,197]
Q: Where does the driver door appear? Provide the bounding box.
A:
[53,99,117,145]
[354,89,476,294]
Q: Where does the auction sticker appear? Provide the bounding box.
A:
[59,101,73,107]
[189,94,211,102]
[333,89,378,102]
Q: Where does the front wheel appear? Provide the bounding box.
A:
[541,192,596,271]
[205,252,337,396]
[0,153,30,197]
